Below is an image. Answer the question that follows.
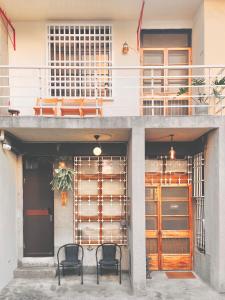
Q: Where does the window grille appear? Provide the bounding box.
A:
[193,152,205,253]
[74,156,127,245]
[145,156,192,185]
[48,25,112,98]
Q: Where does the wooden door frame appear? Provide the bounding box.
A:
[140,47,192,116]
[145,183,193,270]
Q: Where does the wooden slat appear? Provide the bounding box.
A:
[25,209,48,216]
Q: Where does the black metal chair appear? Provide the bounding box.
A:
[57,243,84,285]
[96,243,122,284]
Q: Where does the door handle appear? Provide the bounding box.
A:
[48,207,53,222]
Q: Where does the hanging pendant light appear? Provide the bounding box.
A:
[93,134,102,156]
[169,134,176,160]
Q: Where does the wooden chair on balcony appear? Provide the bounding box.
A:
[81,98,103,117]
[33,98,58,116]
[60,98,83,117]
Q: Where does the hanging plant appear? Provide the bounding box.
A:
[50,161,75,207]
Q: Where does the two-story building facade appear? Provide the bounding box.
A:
[1,0,225,295]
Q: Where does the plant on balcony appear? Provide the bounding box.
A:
[177,76,225,114]
[50,159,75,207]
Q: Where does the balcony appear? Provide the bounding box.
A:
[0,64,225,118]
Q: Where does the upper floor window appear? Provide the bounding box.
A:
[48,25,112,98]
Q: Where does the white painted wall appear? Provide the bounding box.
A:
[54,162,128,270]
[192,2,205,65]
[0,19,9,115]
[204,0,225,65]
[0,147,20,290]
[8,18,198,117]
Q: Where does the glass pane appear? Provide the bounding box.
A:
[161,187,188,201]
[145,201,157,215]
[167,79,188,94]
[162,202,188,215]
[78,180,98,195]
[145,159,163,173]
[162,216,189,230]
[145,187,158,201]
[146,216,157,230]
[165,160,188,173]
[102,222,121,241]
[78,201,98,217]
[78,222,99,241]
[146,238,158,254]
[168,50,189,65]
[102,159,124,174]
[102,181,125,195]
[102,201,123,216]
[162,238,190,254]
[143,100,164,116]
[79,161,98,174]
[168,68,189,77]
[167,100,189,116]
[142,33,189,48]
[143,51,164,65]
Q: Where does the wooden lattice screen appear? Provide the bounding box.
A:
[74,156,127,245]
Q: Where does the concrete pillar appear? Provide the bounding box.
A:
[127,125,146,294]
[204,126,225,292]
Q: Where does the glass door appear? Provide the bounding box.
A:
[145,185,192,270]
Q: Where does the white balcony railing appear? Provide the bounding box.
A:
[0,65,225,117]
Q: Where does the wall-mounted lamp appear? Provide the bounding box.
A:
[169,134,176,160]
[93,135,102,156]
[2,142,12,151]
[122,42,129,55]
[0,130,5,142]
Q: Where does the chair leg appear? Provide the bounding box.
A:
[81,265,83,285]
[97,265,99,284]
[119,264,122,284]
[58,266,61,286]
[62,266,64,277]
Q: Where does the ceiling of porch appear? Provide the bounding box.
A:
[1,0,202,21]
[6,128,130,142]
[145,128,212,142]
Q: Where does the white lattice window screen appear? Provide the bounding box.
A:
[193,152,205,253]
[48,25,112,98]
[74,156,127,245]
[145,157,192,185]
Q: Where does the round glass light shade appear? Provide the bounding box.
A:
[93,146,102,156]
[169,146,176,160]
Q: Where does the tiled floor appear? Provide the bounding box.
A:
[1,272,225,300]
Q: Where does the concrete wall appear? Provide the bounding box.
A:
[0,146,20,290]
[195,126,225,292]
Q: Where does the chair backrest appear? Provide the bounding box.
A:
[61,98,83,107]
[102,244,116,261]
[57,243,84,265]
[65,245,79,262]
[36,98,58,106]
[82,98,102,107]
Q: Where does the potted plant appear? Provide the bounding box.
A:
[177,76,225,115]
[50,159,75,207]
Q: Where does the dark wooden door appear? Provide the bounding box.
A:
[23,157,54,257]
